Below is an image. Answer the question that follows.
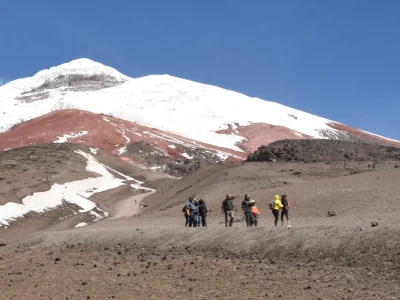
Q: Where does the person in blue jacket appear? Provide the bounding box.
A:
[185,197,198,227]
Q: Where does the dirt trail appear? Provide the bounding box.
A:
[111,191,155,219]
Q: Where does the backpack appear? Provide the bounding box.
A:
[269,200,275,210]
[251,205,260,216]
[182,205,187,213]
[199,203,208,214]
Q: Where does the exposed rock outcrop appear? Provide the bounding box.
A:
[247,139,400,163]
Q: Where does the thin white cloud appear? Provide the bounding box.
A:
[0,77,4,86]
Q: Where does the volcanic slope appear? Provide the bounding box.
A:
[0,109,244,176]
[1,58,399,156]
[94,156,400,230]
[0,144,172,243]
[1,140,400,299]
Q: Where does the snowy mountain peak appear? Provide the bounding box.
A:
[33,58,131,82]
[0,58,130,96]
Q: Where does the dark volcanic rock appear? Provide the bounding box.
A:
[246,139,400,163]
[123,142,223,177]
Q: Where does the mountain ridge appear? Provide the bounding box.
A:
[0,58,398,170]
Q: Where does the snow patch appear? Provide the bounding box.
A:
[54,131,88,143]
[117,147,127,155]
[215,152,230,160]
[168,145,176,149]
[75,222,87,227]
[117,129,131,143]
[181,152,193,159]
[89,147,99,154]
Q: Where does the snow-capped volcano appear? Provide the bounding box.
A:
[0,58,398,157]
[1,58,129,96]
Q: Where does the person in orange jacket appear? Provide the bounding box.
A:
[182,197,192,227]
[250,200,260,226]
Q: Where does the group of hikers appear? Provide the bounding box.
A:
[182,194,290,228]
[182,198,209,227]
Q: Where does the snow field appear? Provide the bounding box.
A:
[0,150,153,227]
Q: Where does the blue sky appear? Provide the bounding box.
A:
[1,0,399,139]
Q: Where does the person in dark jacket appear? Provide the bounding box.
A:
[198,199,208,227]
[193,199,201,227]
[221,194,235,227]
[280,194,290,228]
[242,194,254,226]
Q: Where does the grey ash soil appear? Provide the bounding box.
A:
[0,144,90,206]
[1,227,400,299]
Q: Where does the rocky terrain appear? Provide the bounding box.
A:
[247,139,400,163]
[1,226,400,300]
[122,142,225,177]
[1,138,400,299]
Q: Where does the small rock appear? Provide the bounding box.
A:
[55,257,61,262]
[371,222,379,227]
[82,281,88,286]
[327,211,336,217]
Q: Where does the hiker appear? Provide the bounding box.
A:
[280,194,290,228]
[250,200,260,226]
[270,195,283,226]
[185,197,197,227]
[242,194,254,226]
[193,199,201,227]
[198,199,208,227]
[221,194,235,227]
[182,202,190,227]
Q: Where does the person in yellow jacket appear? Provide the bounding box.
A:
[270,194,283,226]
